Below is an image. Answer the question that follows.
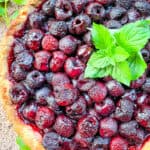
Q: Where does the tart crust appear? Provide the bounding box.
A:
[0,1,45,150]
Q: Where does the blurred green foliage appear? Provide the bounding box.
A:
[0,0,26,25]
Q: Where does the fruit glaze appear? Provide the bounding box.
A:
[7,0,150,149]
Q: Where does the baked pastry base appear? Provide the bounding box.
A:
[0,1,45,149]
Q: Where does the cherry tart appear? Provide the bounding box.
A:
[0,0,150,150]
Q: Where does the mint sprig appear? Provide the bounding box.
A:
[114,20,150,53]
[85,21,150,86]
[91,23,114,50]
[16,137,31,150]
[128,52,147,80]
[0,0,26,26]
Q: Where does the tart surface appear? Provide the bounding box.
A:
[1,0,150,150]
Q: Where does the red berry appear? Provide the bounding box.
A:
[66,96,87,119]
[77,73,96,92]
[50,51,67,72]
[26,70,45,89]
[64,57,85,79]
[35,107,55,129]
[42,34,58,51]
[99,118,118,138]
[110,136,128,150]
[23,103,37,122]
[13,40,26,55]
[54,115,74,137]
[35,87,51,105]
[59,35,79,55]
[42,132,62,150]
[11,61,27,81]
[71,0,87,13]
[77,44,92,63]
[16,51,33,70]
[119,121,145,143]
[34,51,51,71]
[29,12,46,29]
[135,106,150,130]
[54,83,78,106]
[48,21,68,37]
[55,0,73,21]
[95,97,115,116]
[42,0,56,15]
[85,2,105,21]
[115,99,134,122]
[51,73,70,87]
[26,29,44,51]
[78,115,99,138]
[74,132,93,148]
[106,80,125,97]
[10,83,29,104]
[88,82,107,103]
[68,14,91,35]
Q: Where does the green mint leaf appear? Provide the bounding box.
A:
[112,61,131,86]
[87,51,115,69]
[12,0,26,5]
[16,137,31,150]
[84,63,112,79]
[96,65,112,78]
[0,6,5,17]
[84,64,100,78]
[85,20,149,87]
[10,10,19,20]
[112,46,129,62]
[128,52,147,80]
[92,22,114,50]
[134,19,150,27]
[115,20,150,53]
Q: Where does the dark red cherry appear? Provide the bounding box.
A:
[54,115,74,137]
[23,103,37,122]
[35,107,55,129]
[99,118,118,138]
[77,115,99,138]
[50,51,67,72]
[34,51,51,72]
[64,57,85,79]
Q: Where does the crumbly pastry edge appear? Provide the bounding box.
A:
[0,0,45,150]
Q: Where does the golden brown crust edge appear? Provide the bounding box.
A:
[0,1,45,150]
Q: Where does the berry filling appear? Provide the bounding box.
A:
[7,0,150,149]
